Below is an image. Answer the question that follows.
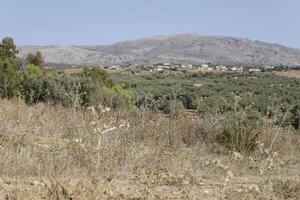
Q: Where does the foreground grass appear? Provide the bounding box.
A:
[0,100,300,199]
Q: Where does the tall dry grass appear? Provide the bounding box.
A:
[0,99,299,186]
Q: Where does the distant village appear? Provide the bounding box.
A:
[95,62,295,73]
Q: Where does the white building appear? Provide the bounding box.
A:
[249,68,261,72]
[108,65,121,70]
[216,65,228,71]
[181,64,193,69]
[163,63,172,66]
[264,66,274,70]
[154,68,164,72]
[231,66,244,72]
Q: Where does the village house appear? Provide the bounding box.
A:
[163,63,172,66]
[154,67,164,72]
[216,65,228,71]
[181,64,193,69]
[108,65,121,70]
[231,66,244,72]
[263,65,274,71]
[249,68,261,72]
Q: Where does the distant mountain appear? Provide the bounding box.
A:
[18,34,300,67]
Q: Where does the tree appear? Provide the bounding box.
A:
[0,37,20,70]
[26,51,44,68]
[0,37,20,98]
[0,59,19,98]
[0,37,18,59]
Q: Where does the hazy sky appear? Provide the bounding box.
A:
[1,0,299,48]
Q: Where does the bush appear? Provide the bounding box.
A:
[276,105,300,130]
[80,67,114,88]
[25,64,44,76]
[160,100,185,118]
[20,73,85,106]
[20,70,136,109]
[197,96,232,115]
[217,111,261,153]
[87,85,135,109]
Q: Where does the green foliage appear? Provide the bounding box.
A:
[0,37,18,60]
[80,68,114,88]
[161,100,185,117]
[86,84,135,109]
[0,37,20,70]
[277,105,300,130]
[20,68,135,109]
[197,97,232,115]
[21,73,89,106]
[111,85,136,106]
[0,37,21,98]
[112,72,300,129]
[25,64,44,76]
[77,68,135,108]
[217,111,261,153]
[0,58,20,98]
[290,105,300,130]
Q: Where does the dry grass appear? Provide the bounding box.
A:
[274,70,300,78]
[0,99,300,199]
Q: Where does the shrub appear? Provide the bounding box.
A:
[276,105,300,130]
[160,100,185,118]
[25,64,44,76]
[87,85,135,109]
[20,73,88,106]
[217,111,261,153]
[80,67,114,88]
[197,96,232,115]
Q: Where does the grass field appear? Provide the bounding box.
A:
[0,99,300,199]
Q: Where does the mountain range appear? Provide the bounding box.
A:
[18,34,300,67]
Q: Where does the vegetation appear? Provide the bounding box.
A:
[217,110,261,153]
[26,51,45,68]
[0,37,134,109]
[113,72,300,130]
[0,37,21,98]
[0,36,299,158]
[1,37,300,199]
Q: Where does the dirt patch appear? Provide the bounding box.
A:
[274,70,300,78]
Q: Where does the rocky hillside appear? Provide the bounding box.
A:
[18,34,300,66]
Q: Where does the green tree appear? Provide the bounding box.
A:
[0,37,20,70]
[0,59,19,98]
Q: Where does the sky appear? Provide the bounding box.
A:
[1,0,300,48]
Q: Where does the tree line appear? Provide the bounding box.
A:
[0,37,134,108]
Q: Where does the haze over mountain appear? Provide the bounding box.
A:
[18,34,300,67]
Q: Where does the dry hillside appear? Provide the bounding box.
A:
[18,34,300,66]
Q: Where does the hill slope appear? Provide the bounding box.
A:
[18,34,300,66]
